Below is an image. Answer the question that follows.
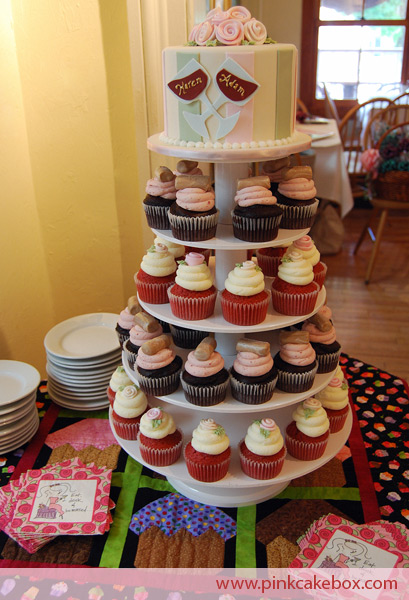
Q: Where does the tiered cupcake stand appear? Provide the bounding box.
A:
[111,134,352,507]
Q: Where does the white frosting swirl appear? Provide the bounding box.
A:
[140,245,177,277]
[245,419,284,456]
[175,261,213,291]
[292,399,329,437]
[139,408,176,439]
[154,237,185,259]
[109,366,133,393]
[277,251,314,285]
[113,384,147,419]
[315,377,349,411]
[191,419,230,455]
[224,261,265,296]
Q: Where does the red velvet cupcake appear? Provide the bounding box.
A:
[314,366,350,433]
[107,365,134,408]
[284,235,327,290]
[138,407,182,466]
[239,418,286,480]
[168,252,217,320]
[184,418,230,482]
[111,384,149,440]
[285,398,330,460]
[255,246,289,277]
[135,243,176,304]
[271,250,319,316]
[220,261,269,326]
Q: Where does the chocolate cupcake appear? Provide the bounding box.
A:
[123,311,163,368]
[274,330,318,393]
[231,175,282,242]
[169,325,209,349]
[301,307,341,374]
[115,296,141,348]
[260,156,291,194]
[275,166,319,229]
[135,334,182,396]
[143,165,176,230]
[230,338,278,405]
[168,175,219,242]
[181,337,229,406]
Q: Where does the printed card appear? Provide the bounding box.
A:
[29,478,98,524]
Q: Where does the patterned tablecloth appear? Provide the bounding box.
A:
[0,353,407,569]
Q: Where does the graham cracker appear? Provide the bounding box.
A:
[1,535,92,564]
[134,525,224,568]
[48,443,121,470]
[289,457,346,487]
[266,535,299,568]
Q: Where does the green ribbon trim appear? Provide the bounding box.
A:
[236,505,257,569]
[138,475,176,493]
[57,408,109,419]
[276,487,361,500]
[99,456,142,568]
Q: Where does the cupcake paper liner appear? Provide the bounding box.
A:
[184,446,230,482]
[314,262,328,290]
[139,433,183,466]
[169,325,209,349]
[115,329,130,350]
[143,204,171,230]
[285,431,329,461]
[135,369,181,396]
[123,340,139,369]
[328,409,349,433]
[271,281,319,316]
[230,375,278,405]
[221,291,270,326]
[111,415,141,440]
[275,364,318,393]
[255,251,282,277]
[135,275,174,304]
[181,376,229,407]
[107,386,116,408]
[316,349,342,374]
[168,286,217,321]
[276,199,319,229]
[231,211,282,243]
[239,441,286,479]
[168,210,219,242]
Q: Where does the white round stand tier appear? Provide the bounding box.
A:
[110,402,352,508]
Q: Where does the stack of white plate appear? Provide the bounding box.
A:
[44,313,121,411]
[0,360,41,453]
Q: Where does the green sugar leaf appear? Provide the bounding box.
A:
[264,37,277,44]
[304,408,315,419]
[152,419,162,429]
[148,245,156,253]
[214,426,225,436]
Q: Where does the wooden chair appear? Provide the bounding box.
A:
[363,104,409,150]
[297,97,309,115]
[338,97,393,199]
[392,91,409,104]
[322,83,341,126]
[354,121,409,283]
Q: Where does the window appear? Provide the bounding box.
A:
[300,0,409,116]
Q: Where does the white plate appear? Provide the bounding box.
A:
[0,415,39,453]
[46,362,117,382]
[46,351,122,370]
[47,378,109,396]
[47,384,108,402]
[0,390,36,417]
[48,388,109,411]
[0,407,39,442]
[46,368,110,390]
[0,361,40,406]
[0,394,36,426]
[44,313,120,359]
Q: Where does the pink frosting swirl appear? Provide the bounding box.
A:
[329,377,343,388]
[260,418,277,431]
[279,342,316,366]
[185,252,205,266]
[146,407,162,420]
[302,321,337,345]
[146,178,176,200]
[117,307,135,330]
[278,178,316,201]
[235,186,277,208]
[216,19,244,45]
[136,347,174,370]
[129,323,163,346]
[233,351,274,377]
[184,351,224,378]
[244,18,267,44]
[210,10,231,25]
[176,188,215,212]
[200,418,218,430]
[293,235,314,252]
[189,23,200,42]
[195,21,216,45]
[227,6,252,23]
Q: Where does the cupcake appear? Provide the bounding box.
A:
[221,261,270,326]
[302,308,341,373]
[285,235,327,290]
[271,250,320,316]
[169,324,209,349]
[143,165,176,230]
[230,338,278,405]
[239,418,286,479]
[231,175,283,242]
[174,159,203,176]
[260,156,291,193]
[184,418,231,482]
[50,582,68,597]
[123,311,163,368]
[285,398,330,460]
[138,407,183,466]
[168,252,217,320]
[107,365,134,407]
[255,244,290,277]
[168,175,219,241]
[181,337,229,406]
[135,243,177,304]
[115,296,141,348]
[111,384,148,440]
[154,235,185,261]
[315,372,349,433]
[274,330,318,393]
[184,245,211,264]
[275,166,319,229]
[135,334,182,396]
